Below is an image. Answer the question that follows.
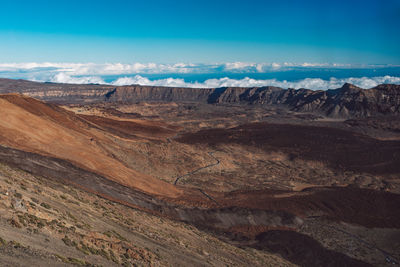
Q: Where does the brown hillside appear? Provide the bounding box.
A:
[0,94,181,198]
[79,114,176,139]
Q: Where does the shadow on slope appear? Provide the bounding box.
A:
[175,122,400,175]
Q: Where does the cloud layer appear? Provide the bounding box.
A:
[51,74,400,90]
[109,75,400,90]
[0,62,392,76]
[1,62,400,90]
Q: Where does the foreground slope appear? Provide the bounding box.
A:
[0,94,181,198]
[0,162,289,266]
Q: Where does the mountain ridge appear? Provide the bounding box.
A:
[0,78,399,118]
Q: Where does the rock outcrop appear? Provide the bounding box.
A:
[0,78,113,104]
[202,83,400,117]
[105,85,212,103]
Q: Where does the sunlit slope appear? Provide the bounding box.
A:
[0,94,181,198]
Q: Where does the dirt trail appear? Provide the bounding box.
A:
[174,152,220,185]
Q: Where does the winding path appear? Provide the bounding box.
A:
[174,152,220,185]
[198,188,219,205]
[172,151,221,205]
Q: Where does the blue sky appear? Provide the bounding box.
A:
[0,0,399,64]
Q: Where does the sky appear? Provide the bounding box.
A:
[0,0,400,89]
[0,0,399,64]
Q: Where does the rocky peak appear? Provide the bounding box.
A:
[339,83,362,94]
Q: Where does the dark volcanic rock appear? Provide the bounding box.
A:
[206,83,400,118]
[309,83,400,117]
[105,85,212,103]
[100,83,400,118]
[176,122,400,175]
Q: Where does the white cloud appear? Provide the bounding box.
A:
[50,73,105,84]
[112,75,188,87]
[0,62,387,77]
[110,75,400,90]
[271,63,281,70]
[222,62,280,72]
[0,62,219,75]
[0,62,399,89]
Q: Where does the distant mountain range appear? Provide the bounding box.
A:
[0,78,399,118]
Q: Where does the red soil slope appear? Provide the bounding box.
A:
[0,94,181,198]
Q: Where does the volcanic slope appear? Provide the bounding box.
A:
[0,94,181,198]
[0,161,290,267]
